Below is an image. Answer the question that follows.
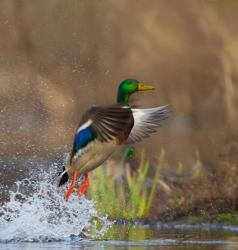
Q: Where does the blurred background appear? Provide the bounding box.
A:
[1,0,238,218]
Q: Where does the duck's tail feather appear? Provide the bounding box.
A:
[54,168,69,187]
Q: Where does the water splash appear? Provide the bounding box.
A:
[0,161,111,243]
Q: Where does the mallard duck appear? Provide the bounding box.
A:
[56,79,169,201]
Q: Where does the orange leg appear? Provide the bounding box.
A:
[77,173,90,196]
[64,169,78,201]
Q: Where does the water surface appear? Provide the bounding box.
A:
[1,161,238,250]
[1,223,238,250]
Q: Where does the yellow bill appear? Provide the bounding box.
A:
[138,83,155,91]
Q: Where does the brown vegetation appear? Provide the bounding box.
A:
[1,0,238,217]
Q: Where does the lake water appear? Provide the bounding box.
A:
[1,223,238,250]
[1,162,238,250]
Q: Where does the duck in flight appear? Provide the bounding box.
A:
[56,79,169,201]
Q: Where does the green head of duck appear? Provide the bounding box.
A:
[117,79,155,104]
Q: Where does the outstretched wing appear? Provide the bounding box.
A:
[126,105,170,144]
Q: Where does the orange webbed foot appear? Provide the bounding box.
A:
[77,173,90,196]
[64,170,78,201]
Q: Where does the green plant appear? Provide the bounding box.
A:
[88,148,166,220]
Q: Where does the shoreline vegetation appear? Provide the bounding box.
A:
[110,212,238,226]
[88,148,238,224]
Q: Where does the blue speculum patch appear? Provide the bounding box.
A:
[73,127,95,152]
